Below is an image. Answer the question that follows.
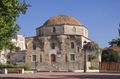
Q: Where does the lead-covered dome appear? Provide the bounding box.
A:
[43,15,81,26]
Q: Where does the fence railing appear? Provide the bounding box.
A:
[99,62,120,72]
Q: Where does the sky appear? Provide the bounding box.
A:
[17,0,120,48]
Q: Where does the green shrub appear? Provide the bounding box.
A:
[7,69,19,73]
[0,64,30,70]
[89,66,97,70]
[18,65,30,70]
[0,64,17,68]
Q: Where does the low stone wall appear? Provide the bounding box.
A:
[68,70,99,72]
[30,62,83,71]
[1,68,24,74]
[24,70,34,74]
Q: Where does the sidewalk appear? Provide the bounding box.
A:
[0,72,120,79]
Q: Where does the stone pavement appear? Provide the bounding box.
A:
[0,72,120,79]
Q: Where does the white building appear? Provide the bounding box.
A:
[12,34,26,51]
[0,50,7,64]
[0,34,26,64]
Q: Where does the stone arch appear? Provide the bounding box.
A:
[73,27,76,32]
[51,43,55,49]
[51,54,56,63]
[71,42,74,48]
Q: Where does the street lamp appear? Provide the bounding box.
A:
[83,41,99,73]
[83,41,87,73]
[84,45,87,73]
[84,49,87,73]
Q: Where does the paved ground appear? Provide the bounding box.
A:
[0,72,120,79]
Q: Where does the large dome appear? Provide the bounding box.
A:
[43,15,81,26]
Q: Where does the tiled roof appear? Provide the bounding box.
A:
[110,46,120,53]
[43,15,81,26]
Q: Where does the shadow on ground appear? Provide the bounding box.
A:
[0,77,61,79]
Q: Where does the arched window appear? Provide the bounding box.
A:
[33,43,36,50]
[40,54,42,62]
[32,55,36,61]
[51,43,55,49]
[65,54,68,62]
[53,27,56,32]
[51,54,56,62]
[73,27,76,32]
[77,47,79,52]
[70,54,75,61]
[71,42,74,48]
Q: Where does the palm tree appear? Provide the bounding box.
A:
[83,41,99,72]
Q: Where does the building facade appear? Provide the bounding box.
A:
[25,15,100,71]
[11,34,26,51]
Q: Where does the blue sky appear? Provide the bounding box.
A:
[17,0,120,48]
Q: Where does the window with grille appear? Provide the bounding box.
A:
[70,54,75,61]
[33,43,36,50]
[32,55,36,61]
[71,42,74,48]
[65,54,68,62]
[51,43,55,49]
[40,54,42,62]
[77,47,79,52]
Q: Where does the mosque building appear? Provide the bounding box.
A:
[25,15,100,71]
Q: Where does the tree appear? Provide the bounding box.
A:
[109,38,120,47]
[116,38,120,46]
[0,0,29,51]
[102,49,119,62]
[83,42,99,51]
[83,41,99,72]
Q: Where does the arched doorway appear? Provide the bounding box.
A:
[51,54,56,63]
